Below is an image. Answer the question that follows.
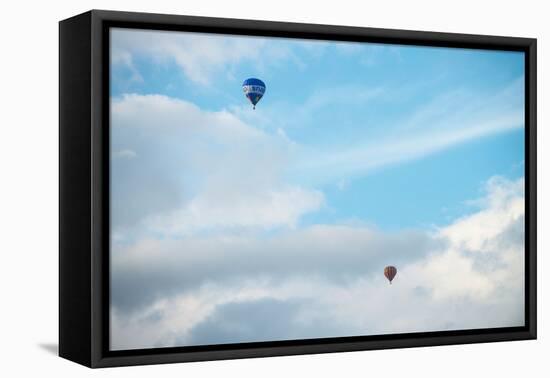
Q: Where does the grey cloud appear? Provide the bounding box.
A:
[111,226,444,314]
[184,298,353,346]
[464,214,524,274]
[111,154,183,230]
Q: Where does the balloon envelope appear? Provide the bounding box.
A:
[384,266,397,283]
[242,78,266,108]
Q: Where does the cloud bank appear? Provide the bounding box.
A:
[111,174,524,350]
[111,94,323,236]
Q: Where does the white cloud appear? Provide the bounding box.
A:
[442,176,524,252]
[292,78,525,185]
[111,48,143,83]
[111,28,307,86]
[110,94,322,234]
[146,186,324,235]
[336,178,350,191]
[229,84,385,133]
[112,28,259,85]
[111,176,524,350]
[113,149,137,159]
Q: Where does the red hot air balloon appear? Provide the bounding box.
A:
[384,266,397,284]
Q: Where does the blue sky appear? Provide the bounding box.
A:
[109,28,525,350]
[111,30,524,231]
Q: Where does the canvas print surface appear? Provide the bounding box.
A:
[109,28,525,350]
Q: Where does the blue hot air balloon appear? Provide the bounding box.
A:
[242,78,266,109]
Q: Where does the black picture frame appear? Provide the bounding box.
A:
[59,9,537,368]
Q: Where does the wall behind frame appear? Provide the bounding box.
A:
[0,0,546,377]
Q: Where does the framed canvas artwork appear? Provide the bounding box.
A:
[59,10,536,368]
